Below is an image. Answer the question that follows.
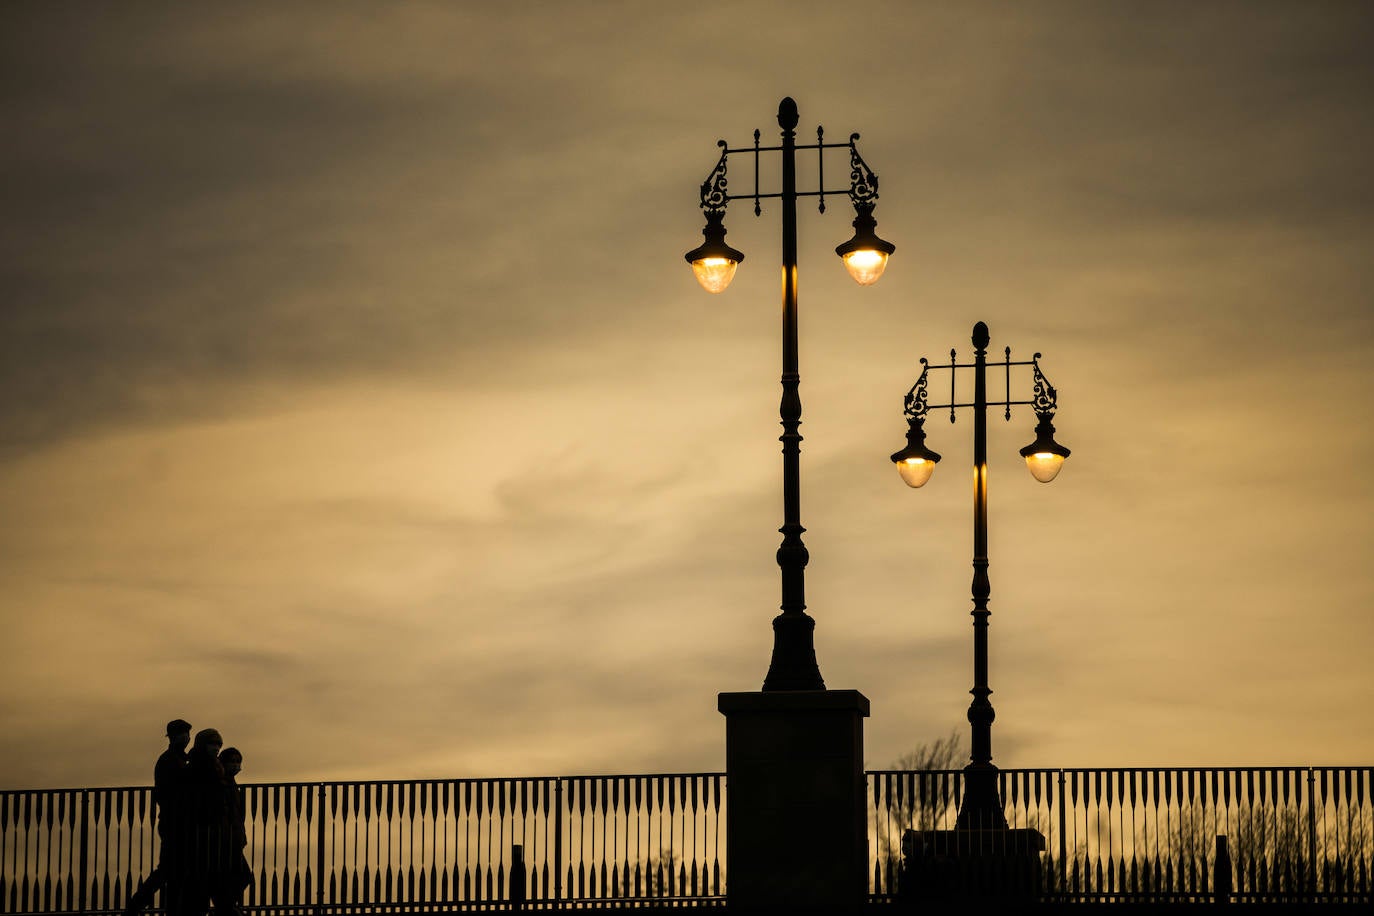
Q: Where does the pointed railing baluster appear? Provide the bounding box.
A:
[619,777,630,899]
[588,778,599,899]
[63,791,78,912]
[500,780,511,900]
[98,790,112,910]
[404,782,416,904]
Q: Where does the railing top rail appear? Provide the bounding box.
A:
[866,765,1371,776]
[6,764,1371,795]
[0,770,730,795]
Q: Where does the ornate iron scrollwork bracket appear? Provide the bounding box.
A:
[698,141,730,215]
[848,133,879,208]
[902,359,931,423]
[1030,353,1059,415]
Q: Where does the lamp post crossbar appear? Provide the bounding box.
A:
[688,98,892,692]
[698,128,881,220]
[904,352,1060,426]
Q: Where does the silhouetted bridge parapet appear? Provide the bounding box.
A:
[870,767,1371,906]
[2,767,1369,912]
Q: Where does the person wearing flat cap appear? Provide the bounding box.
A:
[124,719,192,916]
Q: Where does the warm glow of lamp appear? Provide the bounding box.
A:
[1024,452,1065,483]
[684,211,744,294]
[897,457,937,488]
[891,417,942,488]
[840,249,889,286]
[1019,412,1070,483]
[835,202,895,286]
[691,257,739,294]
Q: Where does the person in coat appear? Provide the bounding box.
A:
[123,719,192,916]
[171,728,229,916]
[212,747,251,916]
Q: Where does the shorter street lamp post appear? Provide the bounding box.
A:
[891,321,1070,830]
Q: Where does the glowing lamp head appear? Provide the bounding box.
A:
[835,203,895,285]
[841,249,890,286]
[896,456,937,488]
[1019,413,1071,483]
[1024,451,1066,483]
[890,417,942,488]
[690,257,739,294]
[685,211,744,293]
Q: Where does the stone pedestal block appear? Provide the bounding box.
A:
[718,689,870,912]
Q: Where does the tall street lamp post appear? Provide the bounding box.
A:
[685,97,894,691]
[890,320,1070,831]
[691,98,893,910]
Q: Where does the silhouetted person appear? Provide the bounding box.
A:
[170,728,230,916]
[124,719,192,916]
[212,747,251,916]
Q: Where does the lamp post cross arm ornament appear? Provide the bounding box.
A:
[685,98,895,692]
[891,321,1070,831]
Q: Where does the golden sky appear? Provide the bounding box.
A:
[3,1,1372,789]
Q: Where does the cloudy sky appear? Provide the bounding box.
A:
[3,1,1372,790]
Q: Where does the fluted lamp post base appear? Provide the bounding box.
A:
[761,611,824,692]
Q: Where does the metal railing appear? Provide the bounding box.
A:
[1,775,725,913]
[5,766,1371,911]
[869,766,1372,904]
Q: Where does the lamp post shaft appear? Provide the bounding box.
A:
[957,320,1008,829]
[763,97,823,692]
